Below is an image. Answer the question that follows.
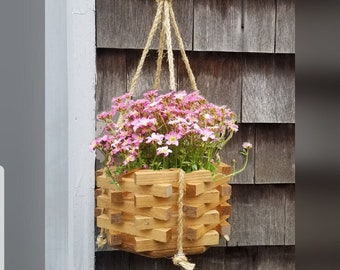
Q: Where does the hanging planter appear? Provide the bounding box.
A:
[92,0,251,268]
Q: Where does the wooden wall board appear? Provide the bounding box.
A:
[242,54,295,123]
[243,0,276,53]
[276,0,295,53]
[178,51,242,121]
[96,0,193,50]
[220,124,255,184]
[95,250,180,269]
[95,246,295,269]
[126,50,178,98]
[193,0,243,52]
[228,184,287,246]
[254,246,295,270]
[96,49,127,113]
[255,124,295,184]
[285,185,295,245]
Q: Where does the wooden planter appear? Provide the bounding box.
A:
[95,163,232,258]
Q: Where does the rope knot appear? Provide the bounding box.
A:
[172,253,195,270]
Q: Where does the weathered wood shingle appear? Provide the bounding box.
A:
[255,124,295,184]
[193,0,243,52]
[243,0,276,53]
[276,0,295,53]
[96,0,193,50]
[178,51,242,121]
[242,54,295,123]
[228,184,291,246]
[95,246,295,270]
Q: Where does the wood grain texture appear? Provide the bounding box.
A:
[95,49,127,140]
[178,52,242,121]
[228,184,287,246]
[276,0,295,53]
[126,50,178,98]
[193,0,242,51]
[96,0,193,50]
[243,0,276,53]
[95,246,295,269]
[96,49,127,112]
[255,124,295,183]
[242,54,295,123]
[220,124,255,184]
[285,185,295,245]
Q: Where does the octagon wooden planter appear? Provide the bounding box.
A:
[95,163,232,258]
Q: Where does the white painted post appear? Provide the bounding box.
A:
[67,0,96,269]
[46,0,96,269]
[45,0,69,269]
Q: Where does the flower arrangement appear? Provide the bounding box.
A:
[91,89,251,189]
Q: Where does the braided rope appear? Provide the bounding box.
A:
[169,4,198,91]
[163,0,176,90]
[172,169,196,270]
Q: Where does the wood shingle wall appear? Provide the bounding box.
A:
[95,0,295,269]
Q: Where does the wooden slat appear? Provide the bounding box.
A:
[126,50,178,98]
[96,0,193,50]
[285,185,295,245]
[219,124,255,184]
[228,184,286,246]
[95,246,295,269]
[254,246,295,269]
[242,54,295,123]
[178,52,242,121]
[255,124,295,183]
[134,230,219,252]
[96,49,126,112]
[243,0,276,53]
[193,0,242,51]
[276,0,295,53]
[95,49,126,140]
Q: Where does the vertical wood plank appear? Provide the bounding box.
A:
[178,52,242,121]
[285,185,295,245]
[128,253,179,270]
[242,54,295,123]
[193,0,242,51]
[126,50,178,98]
[224,246,257,269]
[255,124,295,183]
[220,124,255,184]
[96,0,193,50]
[243,0,276,53]
[95,251,130,270]
[190,248,226,270]
[96,49,127,113]
[228,185,286,246]
[276,0,295,53]
[255,246,295,270]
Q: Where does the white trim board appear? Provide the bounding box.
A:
[45,0,96,269]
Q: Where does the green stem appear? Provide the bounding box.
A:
[226,149,249,177]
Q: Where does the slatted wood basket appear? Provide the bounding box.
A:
[95,163,232,258]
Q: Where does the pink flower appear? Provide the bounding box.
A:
[123,154,136,165]
[156,146,172,157]
[227,122,239,132]
[146,133,164,145]
[165,132,181,146]
[97,111,113,121]
[131,117,157,132]
[242,142,252,149]
[200,129,216,142]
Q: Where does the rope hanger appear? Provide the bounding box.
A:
[118,1,198,269]
[129,0,198,96]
